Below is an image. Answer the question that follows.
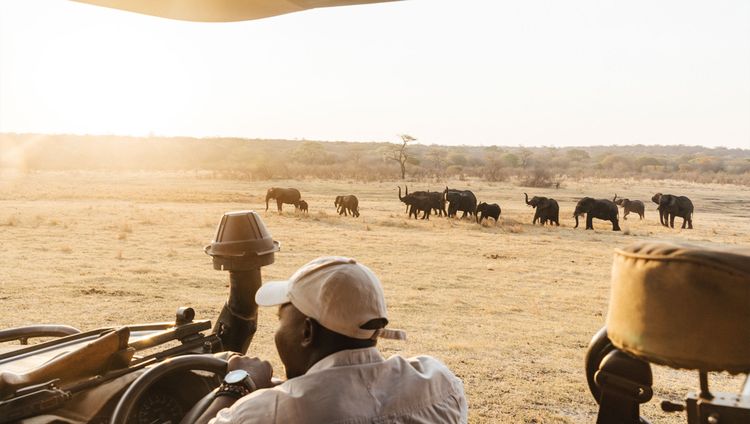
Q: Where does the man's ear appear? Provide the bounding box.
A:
[301,317,316,347]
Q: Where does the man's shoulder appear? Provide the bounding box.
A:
[394,354,461,379]
[401,353,450,366]
[388,353,458,377]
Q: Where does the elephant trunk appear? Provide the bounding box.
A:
[613,193,617,202]
[398,186,403,201]
[524,192,530,205]
[574,213,579,228]
[265,192,271,211]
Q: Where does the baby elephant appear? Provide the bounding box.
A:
[296,200,309,214]
[475,202,501,224]
[613,194,644,220]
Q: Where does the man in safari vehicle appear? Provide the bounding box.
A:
[197,256,468,424]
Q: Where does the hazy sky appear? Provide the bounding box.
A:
[1,0,748,148]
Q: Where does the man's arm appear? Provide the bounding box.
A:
[195,356,274,424]
[196,396,236,424]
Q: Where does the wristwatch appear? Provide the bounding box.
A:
[215,369,257,399]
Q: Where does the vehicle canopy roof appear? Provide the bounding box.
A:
[73,0,402,22]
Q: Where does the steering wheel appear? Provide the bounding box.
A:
[110,355,227,424]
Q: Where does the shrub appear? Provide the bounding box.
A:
[519,168,554,188]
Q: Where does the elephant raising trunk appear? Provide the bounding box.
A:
[524,192,560,226]
[398,186,408,214]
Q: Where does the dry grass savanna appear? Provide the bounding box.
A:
[1,170,748,423]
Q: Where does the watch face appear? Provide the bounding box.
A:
[225,369,250,384]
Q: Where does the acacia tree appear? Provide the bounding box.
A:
[385,134,416,180]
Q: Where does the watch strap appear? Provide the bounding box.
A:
[215,382,252,399]
[215,373,257,400]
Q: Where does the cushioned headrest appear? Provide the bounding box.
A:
[606,241,750,373]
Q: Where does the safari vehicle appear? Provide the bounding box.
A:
[1,2,749,424]
[1,2,400,423]
[0,210,279,423]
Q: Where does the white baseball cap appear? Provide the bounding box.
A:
[256,256,406,341]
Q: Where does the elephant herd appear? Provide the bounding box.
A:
[397,186,445,219]
[264,186,695,231]
[264,187,359,217]
[265,187,305,213]
[397,186,502,224]
[529,191,693,231]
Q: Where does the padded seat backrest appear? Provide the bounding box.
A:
[607,242,750,373]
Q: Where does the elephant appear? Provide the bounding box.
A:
[403,186,446,216]
[652,193,693,229]
[651,193,673,226]
[613,194,645,220]
[296,200,309,214]
[335,195,360,217]
[265,187,301,213]
[573,197,620,231]
[475,202,501,224]
[524,193,559,226]
[398,186,432,220]
[444,187,477,219]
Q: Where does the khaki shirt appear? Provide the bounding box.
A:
[210,347,468,424]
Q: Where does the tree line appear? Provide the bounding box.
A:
[1,133,749,186]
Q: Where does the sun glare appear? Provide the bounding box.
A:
[1,0,748,146]
[0,134,44,175]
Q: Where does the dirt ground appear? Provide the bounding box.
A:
[1,170,748,423]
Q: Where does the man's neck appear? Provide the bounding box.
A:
[304,346,348,373]
[300,345,381,377]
